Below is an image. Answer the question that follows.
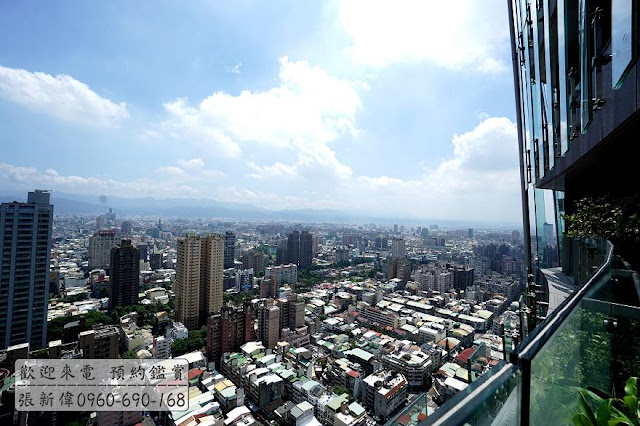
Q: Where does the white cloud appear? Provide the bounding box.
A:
[0,160,224,199]
[155,166,187,176]
[225,62,242,75]
[160,56,364,158]
[0,64,129,126]
[242,116,521,221]
[247,144,352,183]
[338,0,509,71]
[353,116,520,220]
[161,98,242,158]
[247,161,297,179]
[0,163,164,197]
[177,158,205,170]
[214,186,305,209]
[156,159,225,181]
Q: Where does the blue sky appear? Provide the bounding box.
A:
[0,0,521,222]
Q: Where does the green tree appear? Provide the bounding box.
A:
[332,385,352,400]
[83,311,111,328]
[46,310,111,341]
[564,194,640,268]
[171,326,207,356]
[121,350,138,359]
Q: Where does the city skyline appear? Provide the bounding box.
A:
[0,1,521,222]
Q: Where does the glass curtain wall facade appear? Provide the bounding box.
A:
[511,0,639,324]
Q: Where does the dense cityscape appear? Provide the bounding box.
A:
[2,0,640,425]
[1,193,529,426]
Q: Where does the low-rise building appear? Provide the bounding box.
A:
[154,335,171,359]
[382,344,435,389]
[362,370,408,422]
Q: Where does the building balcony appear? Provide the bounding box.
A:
[388,239,640,425]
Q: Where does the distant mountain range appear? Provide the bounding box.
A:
[0,190,519,228]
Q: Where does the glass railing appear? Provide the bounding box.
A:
[385,393,430,426]
[524,257,614,424]
[417,239,640,425]
[560,237,609,287]
[420,362,521,426]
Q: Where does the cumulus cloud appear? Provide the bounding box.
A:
[338,0,509,71]
[248,144,352,183]
[161,99,242,158]
[159,56,364,158]
[242,116,521,221]
[353,116,521,220]
[0,64,129,126]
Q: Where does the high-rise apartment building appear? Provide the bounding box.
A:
[257,299,280,350]
[120,221,132,235]
[138,243,149,262]
[264,264,297,287]
[374,236,388,250]
[149,245,163,270]
[299,231,313,269]
[335,246,349,264]
[89,230,117,271]
[241,249,265,274]
[391,237,406,259]
[277,293,305,332]
[449,264,474,291]
[543,223,555,248]
[276,240,288,265]
[224,231,236,269]
[260,275,278,299]
[286,231,300,266]
[201,234,224,316]
[286,230,313,269]
[206,302,256,364]
[96,215,106,229]
[386,258,411,284]
[435,270,453,294]
[175,234,224,329]
[108,239,140,311]
[0,190,53,350]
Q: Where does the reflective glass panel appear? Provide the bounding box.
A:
[579,0,592,132]
[557,0,570,154]
[611,0,634,88]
